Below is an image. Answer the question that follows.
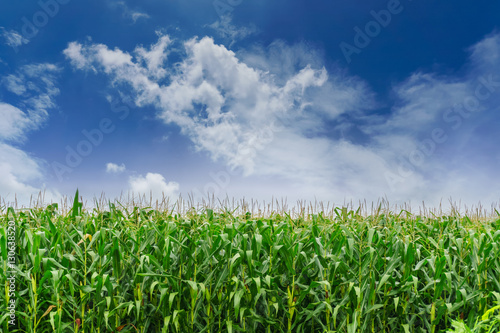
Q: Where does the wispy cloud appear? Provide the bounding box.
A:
[1,28,30,48]
[63,35,382,201]
[3,74,27,95]
[129,173,179,199]
[63,42,92,71]
[108,1,150,24]
[130,12,150,23]
[0,63,62,203]
[0,143,47,203]
[0,103,32,142]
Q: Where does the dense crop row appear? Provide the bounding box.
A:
[1,197,500,332]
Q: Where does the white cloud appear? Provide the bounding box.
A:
[0,143,61,205]
[0,143,44,204]
[3,63,61,109]
[376,73,471,134]
[208,15,257,46]
[135,33,171,79]
[1,28,29,48]
[1,63,61,140]
[108,1,150,24]
[63,42,91,70]
[2,74,27,95]
[63,35,372,175]
[65,32,500,207]
[468,31,500,71]
[0,103,31,141]
[106,162,126,174]
[97,46,133,70]
[131,12,150,23]
[62,35,393,203]
[361,33,500,205]
[0,63,61,205]
[129,173,179,199]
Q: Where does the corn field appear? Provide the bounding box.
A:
[1,195,500,332]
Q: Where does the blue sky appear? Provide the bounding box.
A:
[1,0,499,208]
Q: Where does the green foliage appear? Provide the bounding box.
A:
[446,303,500,333]
[0,204,499,332]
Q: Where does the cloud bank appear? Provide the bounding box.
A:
[63,32,500,207]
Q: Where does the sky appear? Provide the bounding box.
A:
[0,0,499,209]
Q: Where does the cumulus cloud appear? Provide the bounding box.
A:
[468,31,500,71]
[1,64,61,137]
[363,32,500,205]
[64,32,500,207]
[108,1,150,24]
[63,36,343,173]
[0,64,62,204]
[129,173,179,198]
[106,162,126,174]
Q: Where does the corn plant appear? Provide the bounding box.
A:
[0,194,499,332]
